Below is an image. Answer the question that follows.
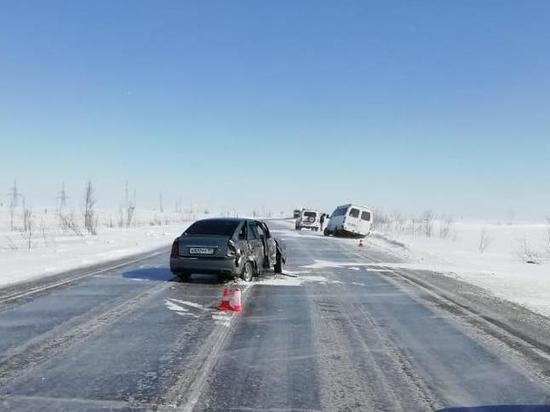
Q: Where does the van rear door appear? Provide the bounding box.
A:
[358,209,372,234]
[346,207,361,233]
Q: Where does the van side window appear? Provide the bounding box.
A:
[349,208,360,218]
[361,211,371,221]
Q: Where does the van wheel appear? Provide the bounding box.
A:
[241,261,254,282]
[323,228,330,236]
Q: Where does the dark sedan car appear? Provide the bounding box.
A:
[170,218,286,281]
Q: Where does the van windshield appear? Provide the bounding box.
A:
[331,208,347,217]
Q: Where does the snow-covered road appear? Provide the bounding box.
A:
[1,222,550,411]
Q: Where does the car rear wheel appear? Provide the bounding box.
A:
[174,271,191,282]
[241,261,254,282]
[323,228,330,236]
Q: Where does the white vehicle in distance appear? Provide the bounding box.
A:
[295,209,321,231]
[324,204,373,238]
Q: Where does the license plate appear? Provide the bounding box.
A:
[189,247,215,255]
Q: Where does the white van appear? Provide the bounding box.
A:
[324,204,373,238]
[295,209,320,231]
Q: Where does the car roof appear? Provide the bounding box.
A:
[193,217,261,224]
[194,217,245,223]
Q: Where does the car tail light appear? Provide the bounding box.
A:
[227,241,237,257]
[170,239,179,258]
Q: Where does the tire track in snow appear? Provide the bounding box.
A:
[0,281,171,388]
[160,284,253,410]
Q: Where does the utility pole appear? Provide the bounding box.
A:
[57,182,69,211]
[124,180,129,210]
[8,180,22,231]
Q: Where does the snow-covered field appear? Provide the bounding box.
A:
[0,205,197,288]
[370,220,550,317]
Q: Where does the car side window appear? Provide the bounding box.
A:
[238,223,248,240]
[256,223,265,238]
[261,222,271,238]
[349,208,360,218]
[248,223,259,240]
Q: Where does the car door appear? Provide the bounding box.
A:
[247,221,264,269]
[236,221,248,255]
[255,221,275,267]
[259,221,277,266]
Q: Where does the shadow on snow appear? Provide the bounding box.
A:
[122,267,231,285]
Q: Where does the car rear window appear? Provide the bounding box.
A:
[349,208,360,218]
[304,212,317,218]
[361,211,371,221]
[185,220,241,236]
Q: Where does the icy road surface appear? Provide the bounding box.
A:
[1,222,550,411]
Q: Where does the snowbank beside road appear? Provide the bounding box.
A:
[0,223,191,288]
[369,221,550,317]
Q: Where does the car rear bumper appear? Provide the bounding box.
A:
[170,256,241,277]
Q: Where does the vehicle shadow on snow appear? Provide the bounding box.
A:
[183,273,230,284]
[122,267,176,282]
[122,267,232,285]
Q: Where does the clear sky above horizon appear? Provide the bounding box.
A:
[1,1,549,219]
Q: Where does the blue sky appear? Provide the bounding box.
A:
[1,1,549,219]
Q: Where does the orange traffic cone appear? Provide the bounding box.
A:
[358,239,364,247]
[232,288,242,313]
[219,288,232,311]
